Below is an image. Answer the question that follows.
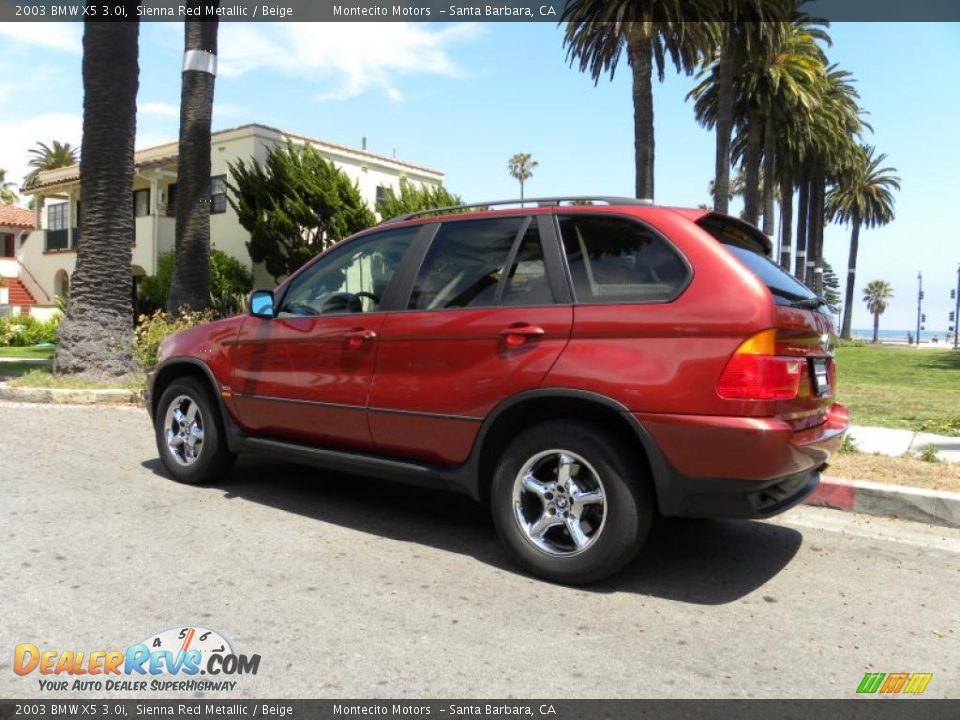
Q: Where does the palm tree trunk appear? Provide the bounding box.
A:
[761,113,776,241]
[804,178,819,287]
[713,36,735,215]
[794,179,808,279]
[778,171,793,270]
[168,4,219,313]
[872,312,879,344]
[54,18,140,378]
[812,174,827,295]
[840,217,860,340]
[742,110,762,226]
[628,28,655,201]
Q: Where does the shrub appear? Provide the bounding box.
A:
[917,444,941,464]
[839,434,859,454]
[134,309,216,371]
[138,249,254,316]
[0,313,61,347]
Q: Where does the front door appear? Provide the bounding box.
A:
[231,226,419,450]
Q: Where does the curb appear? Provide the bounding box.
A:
[807,476,960,529]
[0,381,142,406]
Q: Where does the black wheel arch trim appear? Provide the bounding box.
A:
[147,358,245,452]
[462,387,673,506]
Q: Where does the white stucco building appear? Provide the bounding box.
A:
[13,124,444,315]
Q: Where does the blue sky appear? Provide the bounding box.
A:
[0,20,957,332]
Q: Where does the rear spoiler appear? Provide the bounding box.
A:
[694,213,773,257]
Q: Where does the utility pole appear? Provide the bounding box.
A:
[952,264,960,350]
[915,272,924,346]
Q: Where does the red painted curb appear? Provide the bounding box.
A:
[805,477,856,510]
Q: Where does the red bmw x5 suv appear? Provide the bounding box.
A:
[147,197,848,584]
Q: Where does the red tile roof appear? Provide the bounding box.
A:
[0,205,34,229]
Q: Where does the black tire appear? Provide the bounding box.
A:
[490,420,653,585]
[154,377,235,485]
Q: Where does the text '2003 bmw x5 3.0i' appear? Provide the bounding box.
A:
[146,197,848,584]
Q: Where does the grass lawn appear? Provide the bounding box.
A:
[9,368,143,391]
[835,345,960,435]
[0,345,54,360]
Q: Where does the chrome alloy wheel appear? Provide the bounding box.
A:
[512,449,607,556]
[163,395,205,467]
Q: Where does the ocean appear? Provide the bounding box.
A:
[850,328,955,343]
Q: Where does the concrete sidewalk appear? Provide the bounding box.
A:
[848,423,960,463]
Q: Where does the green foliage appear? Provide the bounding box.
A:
[834,336,866,348]
[918,417,960,438]
[134,309,217,371]
[375,178,463,221]
[227,141,376,281]
[916,444,940,463]
[822,260,841,313]
[138,249,253,316]
[839,434,859,455]
[0,314,61,347]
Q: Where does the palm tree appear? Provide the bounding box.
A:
[701,2,792,215]
[507,153,538,202]
[24,140,79,187]
[0,168,18,205]
[862,279,893,344]
[168,3,220,313]
[563,0,716,200]
[54,20,140,378]
[826,145,900,340]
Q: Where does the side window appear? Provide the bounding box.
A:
[278,227,417,317]
[408,217,525,311]
[558,214,688,303]
[501,221,553,306]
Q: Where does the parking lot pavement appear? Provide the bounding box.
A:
[1,401,958,699]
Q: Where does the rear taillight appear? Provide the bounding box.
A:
[717,329,802,401]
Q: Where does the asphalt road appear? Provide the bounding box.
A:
[1,401,958,699]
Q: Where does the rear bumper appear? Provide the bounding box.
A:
[635,403,848,518]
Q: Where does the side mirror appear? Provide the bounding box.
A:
[249,290,275,318]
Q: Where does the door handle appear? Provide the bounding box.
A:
[344,328,377,348]
[499,323,545,347]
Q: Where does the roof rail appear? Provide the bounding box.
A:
[379,196,654,225]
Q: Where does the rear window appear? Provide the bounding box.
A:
[698,216,820,307]
[557,214,689,304]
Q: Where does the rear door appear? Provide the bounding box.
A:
[368,214,573,465]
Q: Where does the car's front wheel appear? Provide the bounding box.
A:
[155,377,235,485]
[490,420,653,584]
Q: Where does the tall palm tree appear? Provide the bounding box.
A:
[55,18,140,378]
[862,279,893,344]
[563,0,716,200]
[507,153,538,202]
[826,145,900,340]
[24,140,79,187]
[0,168,18,205]
[168,3,220,313]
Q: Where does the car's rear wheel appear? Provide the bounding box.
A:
[490,420,653,585]
[155,377,235,485]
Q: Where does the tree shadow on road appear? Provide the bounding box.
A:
[142,455,803,605]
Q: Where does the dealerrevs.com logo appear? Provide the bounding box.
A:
[13,626,261,693]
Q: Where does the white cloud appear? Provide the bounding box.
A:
[0,23,81,53]
[216,22,480,102]
[0,113,82,195]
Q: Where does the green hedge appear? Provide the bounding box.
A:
[0,314,61,347]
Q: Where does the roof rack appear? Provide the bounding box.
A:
[379,196,654,225]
